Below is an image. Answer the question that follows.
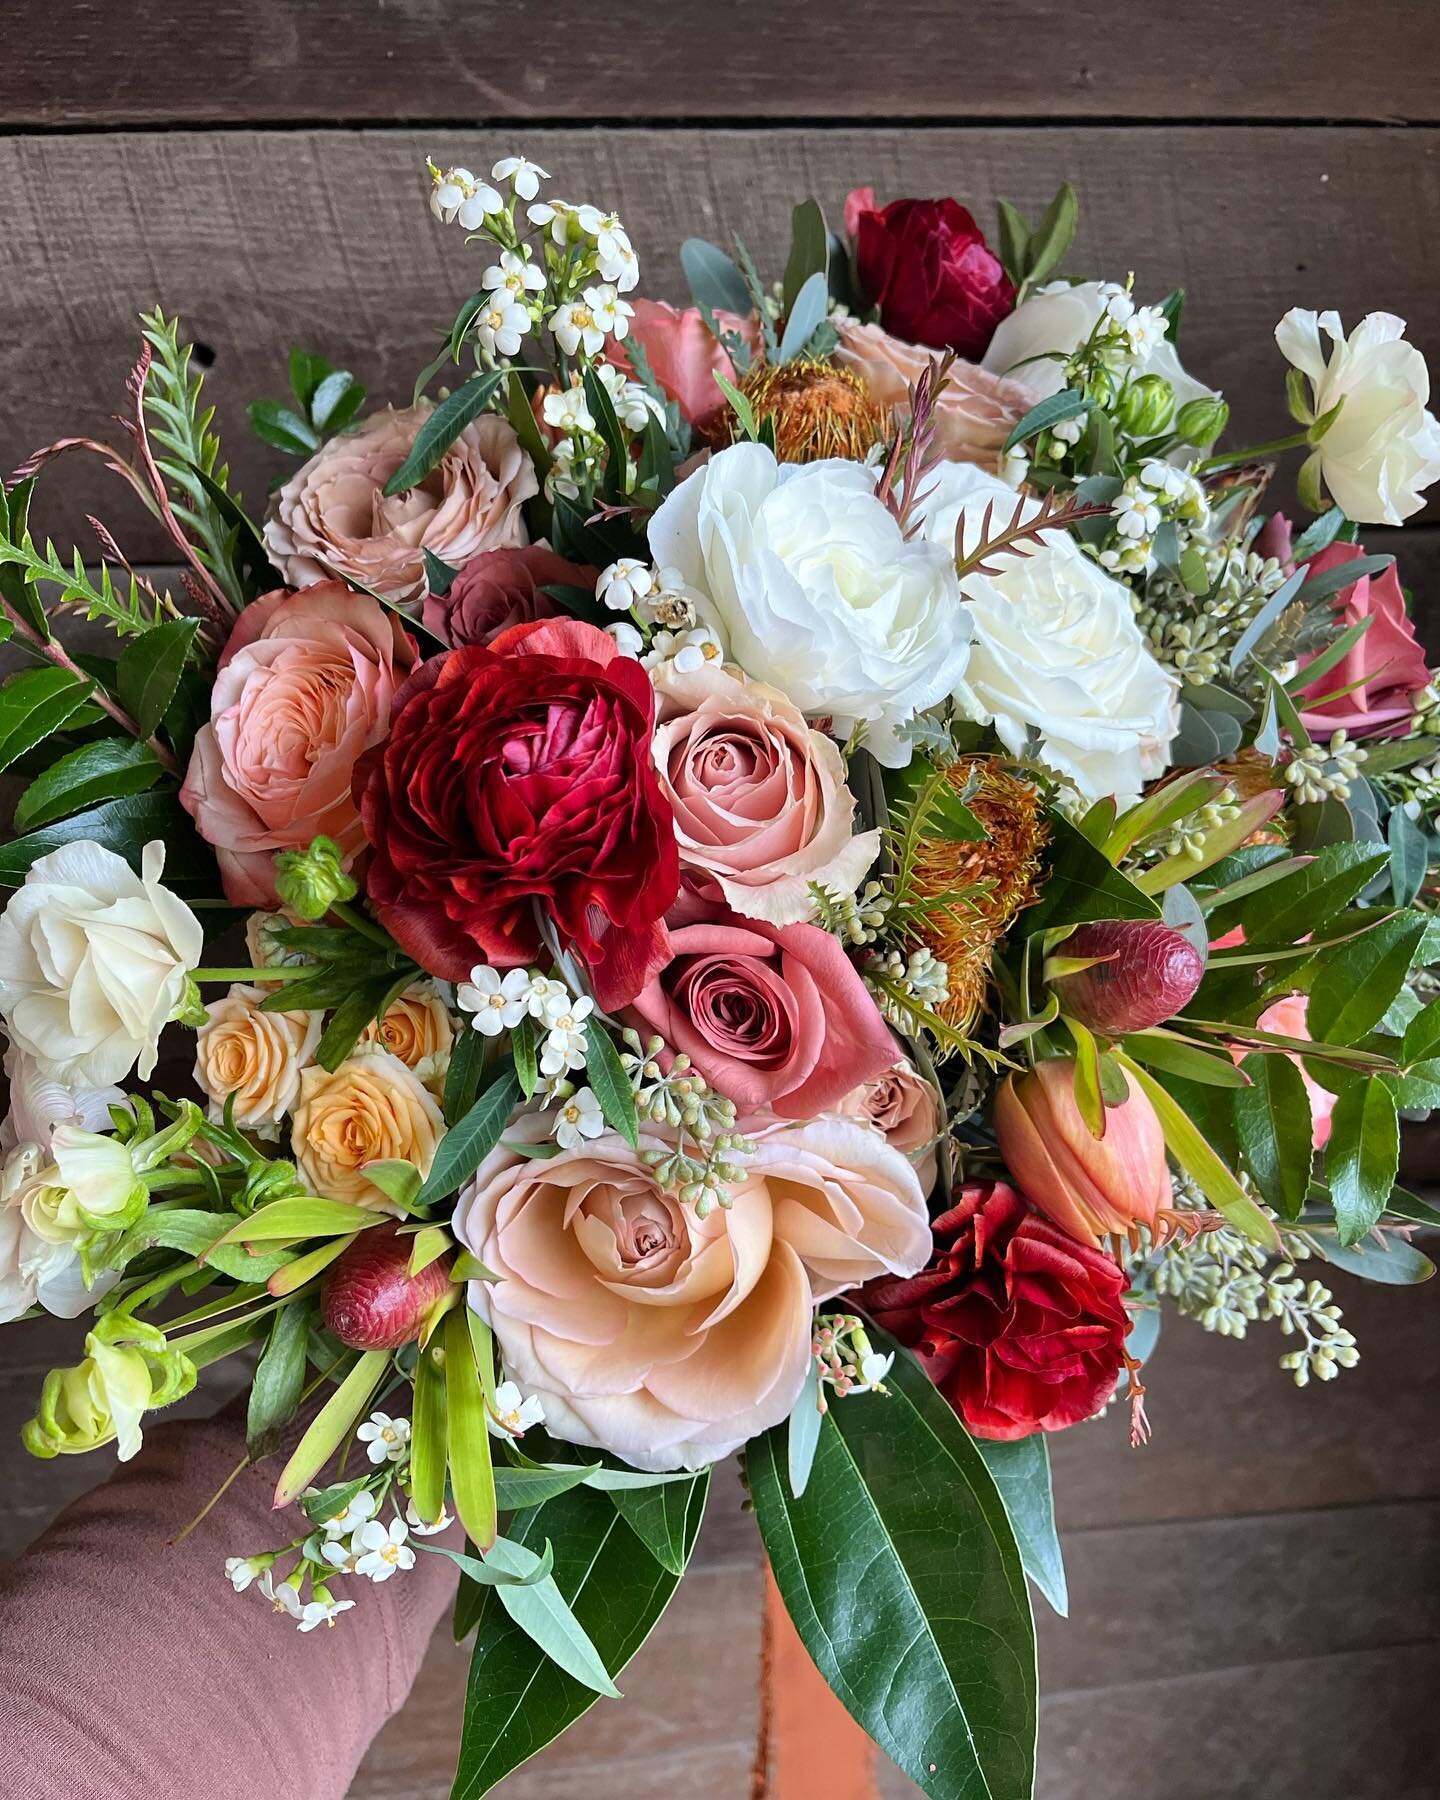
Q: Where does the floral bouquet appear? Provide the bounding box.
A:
[1,153,1438,1799]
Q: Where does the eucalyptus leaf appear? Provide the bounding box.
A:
[680,237,753,319]
[777,269,829,363]
[1313,1233,1434,1285]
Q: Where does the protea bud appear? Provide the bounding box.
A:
[321,1224,453,1350]
[1052,920,1204,1034]
[994,1059,1170,1246]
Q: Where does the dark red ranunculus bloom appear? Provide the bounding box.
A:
[421,544,596,649]
[849,189,1015,359]
[857,1180,1129,1440]
[354,616,679,1009]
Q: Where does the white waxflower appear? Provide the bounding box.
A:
[405,1497,453,1537]
[544,437,582,501]
[522,974,569,1020]
[1114,486,1162,539]
[473,294,531,361]
[597,558,656,612]
[606,620,646,659]
[429,165,503,230]
[356,1412,411,1466]
[591,215,639,291]
[858,1350,894,1391]
[1102,286,1135,327]
[492,155,548,200]
[267,1577,304,1620]
[1125,306,1169,358]
[1050,415,1085,448]
[354,1517,416,1582]
[321,1489,380,1540]
[1276,307,1440,525]
[552,1086,604,1150]
[595,361,662,432]
[642,627,724,675]
[527,197,578,245]
[298,1594,355,1632]
[225,1555,269,1594]
[457,966,532,1036]
[320,1537,364,1577]
[488,1380,546,1438]
[483,249,546,301]
[550,297,606,359]
[586,284,633,343]
[540,996,593,1077]
[541,382,595,436]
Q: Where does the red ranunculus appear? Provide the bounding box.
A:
[354,617,679,1009]
[857,1180,1129,1440]
[847,188,1015,360]
[421,544,596,648]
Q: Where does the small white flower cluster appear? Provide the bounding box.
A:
[812,1313,894,1405]
[1285,729,1368,806]
[455,964,612,1150]
[1102,460,1209,576]
[1083,282,1172,374]
[542,366,663,501]
[594,560,723,674]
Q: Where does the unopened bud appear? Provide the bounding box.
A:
[1116,373,1175,437]
[1174,396,1230,447]
[273,836,357,921]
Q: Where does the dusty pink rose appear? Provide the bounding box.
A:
[650,661,879,925]
[1247,994,1336,1150]
[613,299,761,432]
[626,903,897,1119]
[453,1113,931,1469]
[835,1058,942,1197]
[263,403,537,607]
[422,544,596,647]
[179,584,417,905]
[835,318,1039,473]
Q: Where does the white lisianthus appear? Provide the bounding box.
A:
[917,463,1179,804]
[647,444,973,766]
[1,1044,122,1153]
[0,1142,115,1324]
[19,1126,146,1248]
[1275,308,1440,525]
[0,840,203,1087]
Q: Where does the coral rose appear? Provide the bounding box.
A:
[846,189,1015,359]
[291,1050,445,1209]
[835,1058,942,1197]
[858,1180,1130,1440]
[179,584,417,906]
[193,983,321,1138]
[453,1114,931,1469]
[358,982,455,1074]
[650,660,879,925]
[263,403,537,606]
[626,903,897,1119]
[421,544,596,648]
[354,617,679,1009]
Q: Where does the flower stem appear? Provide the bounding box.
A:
[191,965,312,984]
[1196,430,1310,475]
[327,901,396,951]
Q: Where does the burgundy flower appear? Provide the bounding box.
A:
[354,617,679,1009]
[847,188,1015,359]
[858,1180,1129,1440]
[1052,919,1205,1034]
[422,544,596,648]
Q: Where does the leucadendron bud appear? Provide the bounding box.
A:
[23,1315,195,1462]
[1174,395,1230,447]
[273,835,357,922]
[1116,373,1176,437]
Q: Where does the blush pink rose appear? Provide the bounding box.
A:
[612,299,761,432]
[835,1058,942,1198]
[263,403,537,607]
[180,584,417,905]
[834,318,1039,473]
[421,544,596,647]
[626,903,897,1119]
[453,1113,930,1469]
[1248,994,1336,1150]
[650,661,879,925]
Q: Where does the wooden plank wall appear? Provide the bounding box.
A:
[2,5,1439,1798]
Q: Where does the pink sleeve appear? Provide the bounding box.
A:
[0,1400,459,1800]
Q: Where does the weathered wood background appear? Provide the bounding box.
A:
[3,4,1439,1797]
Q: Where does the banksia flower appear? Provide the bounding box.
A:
[717,358,886,464]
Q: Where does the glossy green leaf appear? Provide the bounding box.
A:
[419,1066,521,1206]
[608,1471,707,1576]
[749,1340,1037,1800]
[1119,1031,1251,1088]
[1308,913,1427,1048]
[1326,1076,1399,1247]
[443,1029,487,1127]
[273,1349,389,1507]
[1023,181,1079,286]
[491,1462,599,1511]
[0,791,219,895]
[0,667,95,774]
[1236,842,1390,947]
[383,371,507,496]
[246,1302,310,1457]
[511,1015,538,1101]
[975,1433,1068,1618]
[1234,1051,1312,1221]
[1019,812,1160,936]
[1387,805,1428,908]
[1004,388,1089,455]
[116,616,200,738]
[585,1027,638,1148]
[13,737,163,832]
[445,1307,498,1553]
[217,1196,382,1244]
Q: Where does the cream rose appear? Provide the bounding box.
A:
[917,462,1179,803]
[650,660,879,924]
[264,403,538,606]
[647,443,972,767]
[453,1114,931,1471]
[1276,308,1440,526]
[358,982,455,1072]
[835,1059,942,1197]
[291,1050,445,1208]
[194,984,321,1138]
[0,840,202,1087]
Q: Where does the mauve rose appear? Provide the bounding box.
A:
[626,902,896,1119]
[612,299,761,432]
[847,188,1015,360]
[834,319,1038,474]
[835,1058,941,1197]
[264,403,537,607]
[650,660,879,925]
[180,584,417,906]
[422,545,596,647]
[857,1180,1130,1440]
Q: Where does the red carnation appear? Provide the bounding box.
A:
[354,616,679,1009]
[847,188,1015,359]
[858,1180,1129,1441]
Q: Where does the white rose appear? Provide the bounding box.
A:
[1275,308,1440,526]
[917,462,1179,804]
[0,840,203,1086]
[647,443,972,767]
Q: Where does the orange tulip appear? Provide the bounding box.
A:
[993,1059,1170,1247]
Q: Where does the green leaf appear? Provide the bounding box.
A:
[582,363,630,491]
[777,269,828,363]
[1236,842,1391,947]
[1119,1031,1251,1089]
[0,668,95,775]
[444,1307,498,1552]
[1387,805,1428,908]
[782,198,829,311]
[1020,811,1160,936]
[14,737,165,832]
[1307,913,1428,1047]
[407,1223,453,1276]
[585,1028,638,1148]
[1313,1232,1434,1285]
[511,1016,538,1102]
[1234,1051,1312,1221]
[273,1349,389,1507]
[310,367,365,434]
[116,616,200,738]
[1290,506,1346,561]
[383,371,506,497]
[486,1533,624,1699]
[423,546,462,598]
[452,1481,701,1797]
[443,1029,487,1127]
[1023,181,1078,287]
[491,1462,600,1511]
[418,1066,521,1206]
[975,1433,1068,1618]
[1228,566,1307,675]
[410,1339,449,1527]
[367,1159,423,1214]
[1296,553,1394,607]
[608,1472,707,1576]
[246,1303,310,1457]
[1003,388,1089,455]
[302,1475,372,1526]
[1385,1187,1440,1229]
[749,1340,1036,1800]
[680,237,753,319]
[995,198,1030,287]
[1326,1077,1399,1246]
[248,399,321,455]
[216,1196,381,1245]
[315,969,415,1072]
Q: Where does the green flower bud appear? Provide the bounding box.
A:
[1174,396,1230,447]
[171,973,209,1029]
[1116,373,1176,437]
[1085,367,1120,409]
[273,836,357,922]
[23,1315,194,1463]
[238,1157,306,1215]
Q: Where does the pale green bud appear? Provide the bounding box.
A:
[24,1315,194,1463]
[1116,373,1176,437]
[273,835,357,921]
[1174,396,1230,447]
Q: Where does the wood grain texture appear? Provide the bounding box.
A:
[3,126,1438,558]
[4,2,1437,128]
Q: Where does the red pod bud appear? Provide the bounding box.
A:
[1053,920,1204,1034]
[321,1224,453,1350]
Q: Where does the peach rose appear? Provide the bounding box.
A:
[651,661,879,924]
[193,983,321,1139]
[291,1049,445,1209]
[453,1114,931,1470]
[834,318,1038,473]
[179,584,416,906]
[359,982,455,1074]
[835,1058,942,1197]
[263,403,537,606]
